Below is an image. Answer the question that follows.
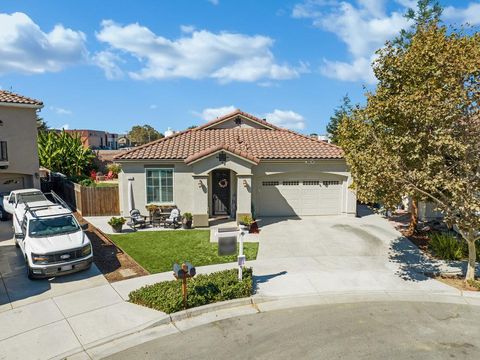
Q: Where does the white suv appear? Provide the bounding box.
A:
[14,203,93,279]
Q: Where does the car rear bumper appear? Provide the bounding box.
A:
[30,257,93,278]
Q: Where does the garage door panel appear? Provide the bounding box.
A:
[258,176,342,216]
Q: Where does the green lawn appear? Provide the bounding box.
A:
[109,230,258,273]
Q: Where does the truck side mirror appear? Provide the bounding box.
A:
[81,223,89,230]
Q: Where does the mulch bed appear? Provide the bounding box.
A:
[387,210,479,292]
[435,274,480,292]
[75,214,149,282]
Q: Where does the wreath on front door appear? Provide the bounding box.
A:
[218,179,228,188]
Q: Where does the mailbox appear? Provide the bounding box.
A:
[173,262,196,279]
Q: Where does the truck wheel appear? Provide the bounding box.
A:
[25,258,35,280]
[0,207,6,221]
[14,237,19,248]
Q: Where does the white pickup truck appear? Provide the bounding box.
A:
[2,189,93,279]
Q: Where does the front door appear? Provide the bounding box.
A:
[212,170,230,215]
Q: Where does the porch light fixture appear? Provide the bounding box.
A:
[198,179,203,188]
[243,179,248,187]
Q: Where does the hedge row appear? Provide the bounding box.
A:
[129,267,253,314]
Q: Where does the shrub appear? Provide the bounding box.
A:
[108,217,126,227]
[239,215,254,226]
[129,267,253,314]
[107,163,122,176]
[183,212,193,221]
[78,178,95,187]
[428,232,465,261]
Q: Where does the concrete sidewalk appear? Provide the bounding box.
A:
[0,282,169,360]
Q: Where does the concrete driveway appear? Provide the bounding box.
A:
[0,219,107,311]
[251,207,457,297]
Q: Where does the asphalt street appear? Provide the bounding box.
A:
[107,301,480,360]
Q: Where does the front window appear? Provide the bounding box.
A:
[29,215,79,237]
[17,192,48,204]
[146,168,173,203]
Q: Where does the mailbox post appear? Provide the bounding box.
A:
[238,229,246,281]
[173,262,196,309]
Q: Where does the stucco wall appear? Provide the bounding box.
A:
[118,158,356,218]
[118,161,194,216]
[0,106,40,192]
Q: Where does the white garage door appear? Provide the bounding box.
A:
[257,177,343,216]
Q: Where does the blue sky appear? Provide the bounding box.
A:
[0,0,478,135]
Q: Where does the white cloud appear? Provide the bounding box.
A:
[265,109,306,130]
[208,0,219,5]
[92,50,124,79]
[95,20,305,83]
[149,104,157,109]
[321,56,376,83]
[50,106,72,115]
[197,105,236,121]
[180,25,196,33]
[0,12,87,75]
[444,3,480,25]
[292,0,410,83]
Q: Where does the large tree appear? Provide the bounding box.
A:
[339,5,480,281]
[128,125,163,145]
[326,95,353,144]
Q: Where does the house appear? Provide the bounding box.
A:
[117,135,131,148]
[64,129,119,150]
[114,110,356,227]
[0,90,43,193]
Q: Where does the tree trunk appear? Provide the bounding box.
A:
[465,238,477,282]
[406,198,418,236]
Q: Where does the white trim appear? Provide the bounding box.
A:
[202,114,276,131]
[0,102,43,109]
[144,167,175,205]
[186,149,258,166]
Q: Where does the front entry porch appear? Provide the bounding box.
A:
[189,148,255,228]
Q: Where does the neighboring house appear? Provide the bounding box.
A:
[115,110,356,227]
[65,129,119,150]
[0,90,43,193]
[117,135,131,148]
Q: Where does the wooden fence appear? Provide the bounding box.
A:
[41,177,120,216]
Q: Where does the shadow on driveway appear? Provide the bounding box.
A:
[253,271,288,293]
[388,236,467,281]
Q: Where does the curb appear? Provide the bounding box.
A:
[68,290,480,359]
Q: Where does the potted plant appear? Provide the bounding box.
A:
[146,204,159,219]
[108,217,126,233]
[182,212,193,229]
[239,215,254,232]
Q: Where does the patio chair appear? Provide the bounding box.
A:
[164,208,181,229]
[127,209,147,230]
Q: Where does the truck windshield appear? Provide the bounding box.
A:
[29,215,80,237]
[17,192,48,204]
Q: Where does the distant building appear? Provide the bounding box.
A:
[64,129,119,150]
[117,135,131,148]
[317,135,331,143]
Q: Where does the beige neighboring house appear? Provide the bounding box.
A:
[0,90,43,193]
[114,110,357,227]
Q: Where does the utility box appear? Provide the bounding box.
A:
[216,227,238,256]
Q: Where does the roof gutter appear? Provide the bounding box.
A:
[0,102,43,109]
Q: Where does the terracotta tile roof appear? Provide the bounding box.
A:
[184,144,261,164]
[115,125,343,162]
[195,109,281,130]
[0,90,43,106]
